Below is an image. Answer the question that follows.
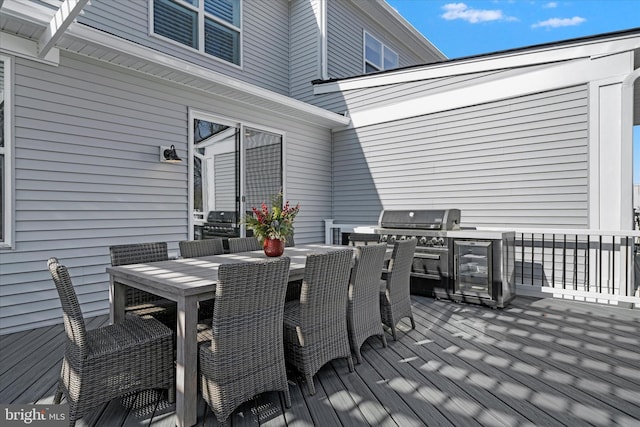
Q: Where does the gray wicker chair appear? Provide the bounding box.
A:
[228,236,261,253]
[348,233,381,246]
[347,243,388,364]
[285,233,295,247]
[179,238,224,257]
[178,239,224,320]
[199,258,292,423]
[109,242,176,327]
[48,258,174,427]
[380,239,417,341]
[283,249,354,395]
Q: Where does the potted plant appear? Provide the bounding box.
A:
[244,193,300,256]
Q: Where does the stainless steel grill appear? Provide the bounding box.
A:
[375,209,461,297]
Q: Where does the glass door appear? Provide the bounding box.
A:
[454,240,492,298]
[191,115,283,241]
[242,126,282,218]
[193,118,240,240]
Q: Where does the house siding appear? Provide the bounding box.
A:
[312,64,554,114]
[326,0,439,80]
[289,0,321,102]
[0,52,333,335]
[77,0,290,95]
[332,85,589,228]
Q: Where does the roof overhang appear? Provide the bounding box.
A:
[314,28,640,95]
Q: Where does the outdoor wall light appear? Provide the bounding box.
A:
[160,145,182,163]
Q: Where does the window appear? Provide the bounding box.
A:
[364,31,398,73]
[152,0,241,65]
[0,56,12,247]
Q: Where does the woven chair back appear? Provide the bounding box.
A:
[350,243,388,300]
[228,237,261,253]
[179,239,224,258]
[109,242,169,266]
[48,258,88,358]
[299,249,353,328]
[210,257,291,357]
[385,239,417,304]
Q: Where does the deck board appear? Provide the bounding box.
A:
[1,295,639,426]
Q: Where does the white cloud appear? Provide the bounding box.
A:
[543,2,558,8]
[532,16,586,28]
[441,3,513,23]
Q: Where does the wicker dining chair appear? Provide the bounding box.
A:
[285,233,295,247]
[283,249,354,395]
[179,238,224,258]
[109,242,176,328]
[199,258,292,423]
[48,258,174,427]
[347,243,389,364]
[228,236,261,253]
[178,239,224,320]
[380,239,417,341]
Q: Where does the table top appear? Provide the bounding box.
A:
[106,243,359,298]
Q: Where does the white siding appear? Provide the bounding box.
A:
[289,0,321,102]
[0,52,333,334]
[77,0,290,95]
[313,64,553,114]
[326,0,441,80]
[332,85,589,229]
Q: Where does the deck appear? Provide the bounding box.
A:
[1,295,639,427]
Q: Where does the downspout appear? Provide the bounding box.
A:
[320,0,328,80]
[621,67,640,229]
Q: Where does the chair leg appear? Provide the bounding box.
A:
[306,374,316,395]
[168,386,175,404]
[283,388,292,408]
[410,315,416,330]
[354,347,363,365]
[391,325,398,341]
[346,355,354,372]
[380,333,388,348]
[53,384,63,404]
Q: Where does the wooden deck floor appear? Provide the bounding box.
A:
[1,295,639,427]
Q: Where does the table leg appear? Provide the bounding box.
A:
[109,277,126,324]
[176,295,198,427]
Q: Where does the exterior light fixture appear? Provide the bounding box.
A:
[160,145,182,163]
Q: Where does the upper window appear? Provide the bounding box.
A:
[364,31,398,73]
[152,0,241,65]
[0,56,12,247]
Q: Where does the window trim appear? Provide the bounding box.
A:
[149,0,243,68]
[0,55,13,248]
[363,30,398,73]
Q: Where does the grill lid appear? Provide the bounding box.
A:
[378,209,461,230]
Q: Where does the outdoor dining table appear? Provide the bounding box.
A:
[106,243,378,427]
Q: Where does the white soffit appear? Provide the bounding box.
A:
[58,24,349,128]
[314,34,640,95]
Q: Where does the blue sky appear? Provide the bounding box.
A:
[385,0,640,182]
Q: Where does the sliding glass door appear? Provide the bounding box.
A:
[191,114,282,242]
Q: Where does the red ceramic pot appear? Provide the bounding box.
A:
[263,238,285,257]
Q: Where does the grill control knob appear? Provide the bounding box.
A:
[380,235,388,242]
[419,237,428,245]
[400,235,406,240]
[438,238,445,246]
[389,235,397,243]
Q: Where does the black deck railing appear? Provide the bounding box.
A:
[514,230,639,305]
